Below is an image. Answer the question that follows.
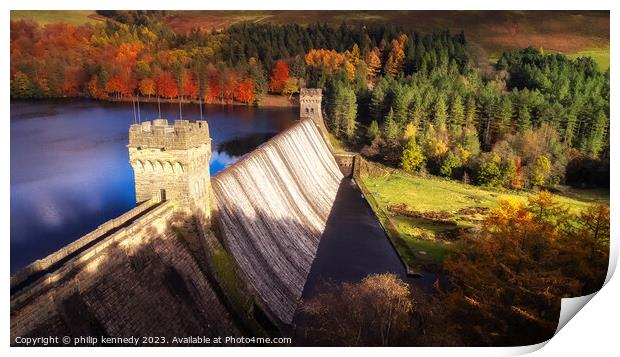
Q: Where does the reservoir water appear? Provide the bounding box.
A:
[10,99,297,273]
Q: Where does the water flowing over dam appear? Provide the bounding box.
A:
[212,119,344,323]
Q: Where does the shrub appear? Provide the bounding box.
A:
[367,120,380,141]
[439,151,462,178]
[476,155,503,187]
[401,138,425,172]
[529,155,551,186]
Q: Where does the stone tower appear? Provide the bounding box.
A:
[300,88,328,133]
[128,119,211,217]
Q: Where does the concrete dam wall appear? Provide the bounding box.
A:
[212,119,343,324]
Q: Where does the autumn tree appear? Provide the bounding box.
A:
[10,71,33,98]
[560,204,610,293]
[155,71,178,99]
[180,72,199,100]
[366,47,382,83]
[204,65,223,103]
[235,77,256,104]
[302,273,414,346]
[443,193,609,346]
[529,155,551,186]
[221,69,239,104]
[401,138,425,172]
[87,76,107,99]
[106,74,133,98]
[384,35,407,78]
[139,78,155,97]
[305,49,345,73]
[269,59,289,94]
[282,77,299,99]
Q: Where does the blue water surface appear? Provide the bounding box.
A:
[10,99,296,273]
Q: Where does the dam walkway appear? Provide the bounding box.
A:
[300,177,409,299]
[10,199,163,296]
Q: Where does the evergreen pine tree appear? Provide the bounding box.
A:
[517,105,532,132]
[433,95,448,131]
[368,120,380,141]
[464,95,477,128]
[383,108,399,145]
[449,94,465,133]
[583,110,608,158]
[497,96,513,138]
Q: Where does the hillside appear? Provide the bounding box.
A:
[159,10,610,68]
[358,160,610,272]
[10,10,609,69]
[10,10,105,25]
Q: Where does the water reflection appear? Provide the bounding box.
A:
[10,99,296,273]
[217,132,278,157]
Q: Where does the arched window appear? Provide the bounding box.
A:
[133,160,144,172]
[174,162,184,174]
[164,161,173,173]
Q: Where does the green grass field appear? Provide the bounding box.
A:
[358,161,609,272]
[567,46,611,70]
[10,10,102,25]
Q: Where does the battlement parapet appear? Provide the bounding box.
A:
[129,119,210,150]
[300,88,322,101]
[10,195,165,294]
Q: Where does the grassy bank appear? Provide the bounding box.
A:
[10,10,103,25]
[567,46,611,70]
[357,160,609,272]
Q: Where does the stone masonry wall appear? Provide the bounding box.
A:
[333,153,355,177]
[128,119,211,221]
[11,196,161,291]
[10,203,239,344]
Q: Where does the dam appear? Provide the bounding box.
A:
[10,89,407,343]
[212,119,343,323]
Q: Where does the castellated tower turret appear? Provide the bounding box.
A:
[128,119,211,217]
[300,88,328,133]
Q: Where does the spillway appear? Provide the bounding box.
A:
[212,119,343,324]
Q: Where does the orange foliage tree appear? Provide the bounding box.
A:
[204,68,222,104]
[269,59,289,94]
[139,78,155,97]
[180,72,198,100]
[306,47,363,81]
[235,78,256,104]
[87,77,107,99]
[115,43,143,66]
[384,34,407,78]
[106,74,133,97]
[305,49,345,73]
[443,192,610,346]
[155,71,178,99]
[366,46,382,82]
[222,71,239,104]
